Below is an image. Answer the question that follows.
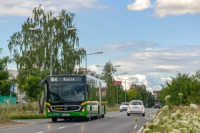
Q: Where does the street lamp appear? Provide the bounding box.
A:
[29,27,76,75]
[118,77,134,102]
[85,51,103,75]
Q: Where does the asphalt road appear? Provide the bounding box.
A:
[0,108,158,133]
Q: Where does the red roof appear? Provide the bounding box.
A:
[153,90,160,93]
[113,81,122,85]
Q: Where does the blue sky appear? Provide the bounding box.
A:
[1,0,200,92]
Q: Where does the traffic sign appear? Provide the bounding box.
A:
[10,84,15,93]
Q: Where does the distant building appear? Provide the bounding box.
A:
[8,69,26,103]
[113,81,122,88]
[8,69,18,94]
[153,90,160,99]
[8,69,18,79]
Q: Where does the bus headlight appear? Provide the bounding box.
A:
[81,107,85,112]
[47,107,51,112]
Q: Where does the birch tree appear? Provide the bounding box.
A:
[8,5,86,75]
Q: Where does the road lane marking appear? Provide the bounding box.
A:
[137,122,150,133]
[73,123,80,126]
[58,126,66,129]
[134,125,137,129]
[137,126,143,133]
[36,131,44,133]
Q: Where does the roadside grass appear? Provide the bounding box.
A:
[0,115,11,124]
[0,102,46,122]
[106,105,120,112]
[143,104,200,133]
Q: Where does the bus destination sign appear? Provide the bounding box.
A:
[50,77,82,82]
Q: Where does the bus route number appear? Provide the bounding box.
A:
[50,77,57,82]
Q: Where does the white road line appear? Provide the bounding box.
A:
[137,122,150,133]
[58,126,66,129]
[36,131,44,133]
[73,123,80,126]
[134,125,137,129]
[137,126,143,133]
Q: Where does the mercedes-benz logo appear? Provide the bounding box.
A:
[64,107,68,111]
[64,103,68,111]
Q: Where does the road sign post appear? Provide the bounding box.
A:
[7,84,15,114]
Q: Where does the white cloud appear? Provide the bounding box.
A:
[88,65,101,72]
[155,0,200,17]
[127,0,200,17]
[146,87,153,92]
[157,65,180,70]
[0,0,107,17]
[111,45,200,91]
[134,74,148,85]
[127,0,152,11]
[88,45,200,91]
[104,41,157,52]
[161,77,171,83]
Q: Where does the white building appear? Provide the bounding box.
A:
[8,69,26,102]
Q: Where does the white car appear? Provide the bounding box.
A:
[119,102,129,112]
[127,100,145,116]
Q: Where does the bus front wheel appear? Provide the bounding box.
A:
[52,117,57,122]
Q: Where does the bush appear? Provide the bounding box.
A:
[0,104,10,123]
[144,104,200,132]
[160,71,200,106]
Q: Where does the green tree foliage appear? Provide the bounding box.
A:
[22,76,45,113]
[116,85,125,104]
[8,5,86,88]
[106,84,117,106]
[17,67,49,91]
[0,49,11,96]
[127,88,142,102]
[130,84,155,107]
[22,76,42,102]
[159,72,200,106]
[101,61,117,106]
[101,61,117,84]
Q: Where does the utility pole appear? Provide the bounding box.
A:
[125,80,126,102]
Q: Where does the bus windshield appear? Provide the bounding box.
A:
[47,82,85,103]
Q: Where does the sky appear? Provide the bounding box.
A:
[1,0,200,92]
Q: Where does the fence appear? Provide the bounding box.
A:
[0,96,16,105]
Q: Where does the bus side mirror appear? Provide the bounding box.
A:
[40,80,45,89]
[87,84,91,92]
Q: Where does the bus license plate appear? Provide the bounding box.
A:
[62,114,70,116]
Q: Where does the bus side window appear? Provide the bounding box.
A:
[87,84,91,92]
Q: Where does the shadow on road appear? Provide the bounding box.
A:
[49,117,101,123]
